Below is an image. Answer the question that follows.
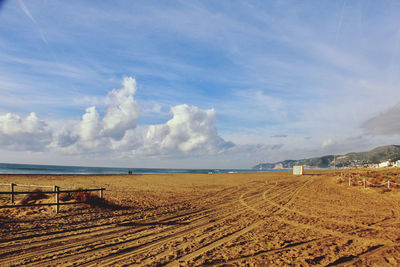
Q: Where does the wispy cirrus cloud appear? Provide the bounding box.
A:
[17,0,49,45]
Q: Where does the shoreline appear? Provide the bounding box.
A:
[0,162,293,175]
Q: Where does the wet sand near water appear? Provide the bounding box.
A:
[1,170,400,266]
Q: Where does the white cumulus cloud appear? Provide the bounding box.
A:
[144,104,234,155]
[322,138,334,149]
[0,112,52,151]
[101,77,139,140]
[79,106,100,141]
[0,77,243,160]
[55,77,140,152]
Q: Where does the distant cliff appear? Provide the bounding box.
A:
[253,145,400,169]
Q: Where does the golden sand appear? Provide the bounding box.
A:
[1,169,400,266]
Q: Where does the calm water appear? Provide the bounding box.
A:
[0,163,287,175]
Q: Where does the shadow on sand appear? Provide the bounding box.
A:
[118,220,189,227]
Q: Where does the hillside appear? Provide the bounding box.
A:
[253,145,400,169]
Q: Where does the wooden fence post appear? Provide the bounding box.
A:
[10,183,14,204]
[363,179,366,189]
[54,185,59,213]
[348,177,351,186]
[99,188,103,199]
[388,180,390,189]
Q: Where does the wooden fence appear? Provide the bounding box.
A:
[0,183,105,213]
[338,177,400,189]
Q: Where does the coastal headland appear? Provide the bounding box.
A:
[1,170,400,266]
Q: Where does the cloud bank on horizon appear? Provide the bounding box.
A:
[0,77,236,155]
[0,0,400,168]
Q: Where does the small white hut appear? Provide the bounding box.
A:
[293,165,304,175]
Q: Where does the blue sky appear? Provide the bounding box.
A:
[0,0,400,168]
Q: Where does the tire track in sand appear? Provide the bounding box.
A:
[0,209,213,266]
[0,186,245,266]
[81,187,268,266]
[160,178,310,266]
[236,176,395,265]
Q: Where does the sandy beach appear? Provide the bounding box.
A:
[1,170,400,266]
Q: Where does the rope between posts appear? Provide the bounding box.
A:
[343,177,400,188]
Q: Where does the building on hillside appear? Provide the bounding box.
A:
[396,160,400,167]
[379,161,391,168]
[274,163,284,169]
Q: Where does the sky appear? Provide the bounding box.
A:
[0,0,400,169]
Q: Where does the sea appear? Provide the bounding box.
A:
[0,163,286,175]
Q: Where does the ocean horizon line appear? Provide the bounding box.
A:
[0,162,288,175]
